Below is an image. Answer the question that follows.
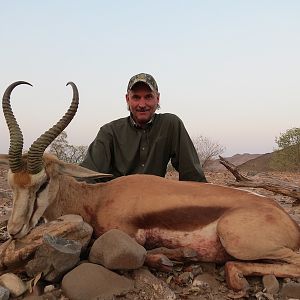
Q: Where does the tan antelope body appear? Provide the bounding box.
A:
[1,82,300,292]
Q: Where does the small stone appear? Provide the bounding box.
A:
[255,291,274,300]
[192,273,219,292]
[193,279,210,290]
[174,272,193,286]
[283,277,292,283]
[44,284,55,293]
[262,274,279,294]
[183,264,203,276]
[0,285,9,300]
[281,282,300,299]
[0,273,27,297]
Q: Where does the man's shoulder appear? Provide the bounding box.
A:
[102,116,129,129]
[97,117,129,137]
[156,113,182,123]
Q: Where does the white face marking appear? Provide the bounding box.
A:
[7,169,50,238]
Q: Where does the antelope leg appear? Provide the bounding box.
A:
[147,247,198,261]
[225,261,300,291]
[145,247,199,272]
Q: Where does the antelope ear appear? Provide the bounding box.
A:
[0,154,9,165]
[57,161,112,179]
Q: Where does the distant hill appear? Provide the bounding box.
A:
[237,152,273,172]
[205,153,262,171]
[239,144,300,172]
[206,145,300,173]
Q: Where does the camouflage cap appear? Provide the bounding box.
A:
[127,73,158,92]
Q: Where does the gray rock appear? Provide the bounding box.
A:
[281,282,300,298]
[89,229,146,270]
[62,262,134,300]
[26,234,82,282]
[262,274,279,294]
[0,285,9,300]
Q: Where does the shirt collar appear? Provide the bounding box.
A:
[129,113,156,129]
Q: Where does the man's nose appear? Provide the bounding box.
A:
[138,98,146,107]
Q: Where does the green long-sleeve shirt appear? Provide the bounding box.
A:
[81,113,207,182]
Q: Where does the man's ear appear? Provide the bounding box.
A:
[157,92,160,103]
[125,93,130,111]
[0,154,9,166]
[57,161,112,179]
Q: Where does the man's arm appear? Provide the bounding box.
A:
[170,117,207,182]
[80,126,114,182]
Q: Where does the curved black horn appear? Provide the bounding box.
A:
[27,82,79,174]
[2,81,32,172]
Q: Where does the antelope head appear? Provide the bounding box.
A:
[0,81,109,239]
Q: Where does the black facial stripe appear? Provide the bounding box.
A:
[36,180,49,198]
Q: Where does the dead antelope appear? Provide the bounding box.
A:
[0,81,300,292]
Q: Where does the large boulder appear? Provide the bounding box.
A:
[62,262,134,300]
[0,215,92,269]
[89,229,146,270]
[26,234,82,282]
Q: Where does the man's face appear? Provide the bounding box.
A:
[126,82,160,127]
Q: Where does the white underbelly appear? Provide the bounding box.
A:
[135,220,230,262]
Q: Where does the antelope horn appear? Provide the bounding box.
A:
[2,81,32,172]
[27,82,79,174]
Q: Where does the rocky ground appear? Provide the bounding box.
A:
[0,166,300,299]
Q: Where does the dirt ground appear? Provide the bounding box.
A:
[0,167,300,299]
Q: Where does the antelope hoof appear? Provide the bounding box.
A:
[225,262,250,292]
[145,253,174,272]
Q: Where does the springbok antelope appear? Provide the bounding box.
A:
[0,81,299,292]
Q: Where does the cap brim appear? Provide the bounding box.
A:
[128,80,156,92]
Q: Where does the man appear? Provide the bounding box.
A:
[81,73,207,182]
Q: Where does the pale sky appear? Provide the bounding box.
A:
[1,1,299,156]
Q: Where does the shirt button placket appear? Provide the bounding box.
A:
[140,130,148,168]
